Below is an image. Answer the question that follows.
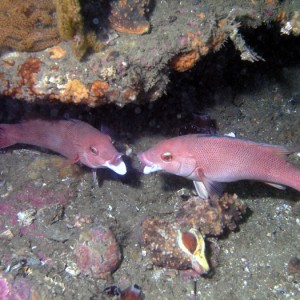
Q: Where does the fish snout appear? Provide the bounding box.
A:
[137,152,162,174]
[104,153,127,175]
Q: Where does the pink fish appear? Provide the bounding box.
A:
[138,134,300,198]
[0,119,126,175]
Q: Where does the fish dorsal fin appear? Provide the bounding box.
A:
[198,135,292,157]
[261,144,291,157]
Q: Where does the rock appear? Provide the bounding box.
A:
[75,224,122,279]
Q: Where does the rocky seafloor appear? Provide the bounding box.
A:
[0,11,300,300]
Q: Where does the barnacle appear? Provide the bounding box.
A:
[177,228,210,274]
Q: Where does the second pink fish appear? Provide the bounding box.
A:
[138,134,300,198]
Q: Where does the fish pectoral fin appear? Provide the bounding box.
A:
[195,167,224,198]
[60,156,80,168]
[54,155,80,171]
[72,155,80,164]
[264,182,286,190]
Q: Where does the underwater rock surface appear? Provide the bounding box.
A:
[75,225,122,279]
[0,0,299,106]
[142,194,246,275]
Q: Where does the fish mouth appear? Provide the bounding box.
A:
[137,152,162,174]
[103,153,127,175]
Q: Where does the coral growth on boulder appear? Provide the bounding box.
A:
[0,0,99,59]
[0,0,60,52]
[142,194,247,274]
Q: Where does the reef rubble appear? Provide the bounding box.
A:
[142,194,247,275]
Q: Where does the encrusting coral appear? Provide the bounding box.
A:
[0,0,100,59]
[0,0,60,52]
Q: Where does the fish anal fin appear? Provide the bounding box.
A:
[264,182,286,190]
[193,181,208,199]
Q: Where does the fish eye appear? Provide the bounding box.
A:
[90,146,99,155]
[161,152,173,161]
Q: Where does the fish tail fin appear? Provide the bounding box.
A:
[0,125,16,148]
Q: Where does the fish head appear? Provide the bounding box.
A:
[138,136,197,178]
[79,132,127,175]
